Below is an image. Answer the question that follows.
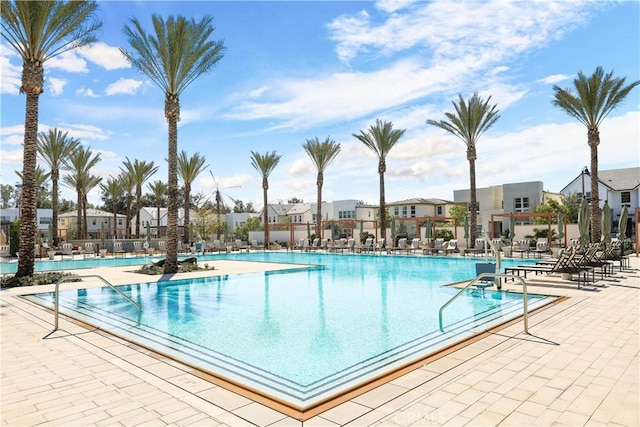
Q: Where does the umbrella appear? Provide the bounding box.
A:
[100,222,105,248]
[189,222,194,243]
[360,219,364,241]
[557,212,564,242]
[508,213,516,245]
[463,215,470,245]
[146,222,151,242]
[601,201,612,244]
[307,221,311,239]
[425,218,432,240]
[618,205,628,240]
[578,197,590,245]
[390,216,396,245]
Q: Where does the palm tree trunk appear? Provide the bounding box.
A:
[16,92,39,278]
[83,192,89,239]
[469,157,478,246]
[589,129,601,243]
[165,116,179,273]
[379,166,386,240]
[134,187,142,238]
[76,184,82,239]
[316,172,323,237]
[263,178,269,246]
[183,183,190,244]
[51,168,59,247]
[156,205,161,238]
[112,202,117,238]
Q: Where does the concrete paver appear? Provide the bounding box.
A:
[2,255,638,426]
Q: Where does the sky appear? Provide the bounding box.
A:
[1,0,639,211]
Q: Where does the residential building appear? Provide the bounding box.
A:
[561,166,639,235]
[57,209,126,240]
[0,208,53,243]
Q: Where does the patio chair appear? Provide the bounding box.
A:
[61,243,74,258]
[360,237,374,253]
[235,239,249,252]
[504,247,592,288]
[157,240,167,255]
[346,238,356,252]
[374,238,386,254]
[133,241,146,256]
[308,238,320,251]
[389,237,408,254]
[320,239,329,251]
[513,239,531,258]
[84,242,96,258]
[34,243,42,258]
[532,239,549,258]
[601,240,630,270]
[423,237,444,255]
[250,239,265,251]
[443,239,458,255]
[409,238,421,254]
[0,245,9,257]
[113,241,126,257]
[466,238,486,257]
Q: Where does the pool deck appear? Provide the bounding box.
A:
[1,254,638,426]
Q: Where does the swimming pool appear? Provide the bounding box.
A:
[23,253,551,415]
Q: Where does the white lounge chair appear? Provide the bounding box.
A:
[113,241,126,257]
[443,239,458,255]
[424,238,444,255]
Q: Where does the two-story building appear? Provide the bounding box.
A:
[57,209,127,240]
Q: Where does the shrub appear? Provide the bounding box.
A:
[0,272,80,288]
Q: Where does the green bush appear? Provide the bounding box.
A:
[0,272,80,288]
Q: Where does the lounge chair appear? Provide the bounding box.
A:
[602,240,630,270]
[330,238,346,253]
[374,238,386,254]
[156,240,167,255]
[443,239,458,255]
[34,243,42,258]
[511,239,531,258]
[320,239,329,251]
[84,242,96,258]
[572,243,613,279]
[466,238,486,257]
[423,238,444,255]
[346,238,356,252]
[359,237,373,253]
[61,243,74,259]
[0,245,9,257]
[409,238,421,254]
[250,239,265,251]
[113,241,126,257]
[235,239,249,252]
[504,247,592,288]
[532,239,549,258]
[389,237,408,254]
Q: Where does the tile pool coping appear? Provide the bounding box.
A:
[1,255,638,425]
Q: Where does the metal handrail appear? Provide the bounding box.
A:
[50,275,141,334]
[439,273,529,334]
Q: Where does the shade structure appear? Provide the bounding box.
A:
[425,218,432,240]
[508,213,516,244]
[557,212,564,240]
[601,201,612,244]
[618,206,628,240]
[578,197,590,245]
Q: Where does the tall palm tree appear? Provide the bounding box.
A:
[250,151,282,247]
[552,67,639,243]
[148,180,168,238]
[15,167,50,242]
[120,157,158,238]
[178,150,208,243]
[37,128,80,246]
[63,146,101,239]
[82,174,102,238]
[426,93,499,247]
[120,171,135,239]
[353,119,405,240]
[1,0,101,277]
[121,14,225,274]
[303,136,341,237]
[99,176,122,238]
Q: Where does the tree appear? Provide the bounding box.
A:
[448,205,469,225]
[303,136,341,237]
[148,180,168,238]
[0,184,15,209]
[120,171,135,239]
[100,176,123,238]
[37,128,80,246]
[552,67,639,242]
[288,197,304,204]
[250,150,282,246]
[1,0,101,277]
[82,174,102,238]
[120,157,158,238]
[353,119,405,240]
[234,216,262,241]
[177,150,208,243]
[63,146,101,239]
[426,93,500,247]
[121,14,225,273]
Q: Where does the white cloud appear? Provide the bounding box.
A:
[76,87,99,98]
[376,0,418,13]
[249,86,269,98]
[48,77,66,96]
[538,74,573,84]
[78,42,130,70]
[0,54,21,95]
[105,78,143,95]
[46,50,89,73]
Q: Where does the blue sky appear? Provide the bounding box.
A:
[1,0,639,210]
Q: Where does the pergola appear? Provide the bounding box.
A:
[489,212,567,247]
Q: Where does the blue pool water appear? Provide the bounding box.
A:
[23,253,550,409]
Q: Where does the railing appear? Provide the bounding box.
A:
[48,274,141,336]
[439,272,529,334]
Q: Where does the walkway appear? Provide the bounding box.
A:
[1,256,638,426]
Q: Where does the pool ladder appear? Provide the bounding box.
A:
[46,275,141,337]
[439,273,529,334]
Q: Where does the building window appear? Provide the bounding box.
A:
[118,219,122,226]
[401,206,407,217]
[39,217,52,225]
[621,191,631,205]
[410,206,416,218]
[393,207,399,216]
[338,210,355,220]
[60,219,66,225]
[514,197,529,212]
[436,206,443,215]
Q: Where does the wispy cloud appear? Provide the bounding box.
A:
[78,42,130,70]
[105,77,143,95]
[48,77,66,96]
[46,50,89,73]
[538,74,574,84]
[76,87,100,98]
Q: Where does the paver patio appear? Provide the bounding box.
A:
[1,255,638,426]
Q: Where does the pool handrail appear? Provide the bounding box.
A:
[48,274,141,337]
[439,272,529,334]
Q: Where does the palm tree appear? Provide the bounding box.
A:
[552,67,639,243]
[15,167,51,242]
[1,0,101,277]
[37,129,80,246]
[250,151,282,247]
[120,158,158,238]
[99,176,122,238]
[121,14,225,274]
[426,93,500,247]
[148,180,168,238]
[303,137,341,237]
[119,171,135,239]
[63,146,101,239]
[178,151,208,243]
[83,174,102,238]
[353,119,405,240]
